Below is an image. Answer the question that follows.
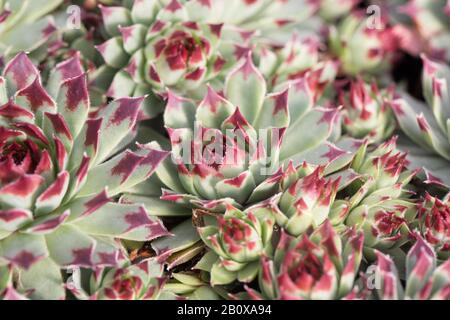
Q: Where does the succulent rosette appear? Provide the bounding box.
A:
[69,257,166,300]
[269,166,340,237]
[95,0,227,116]
[0,52,169,299]
[0,0,62,60]
[340,79,396,143]
[368,235,450,300]
[196,203,275,285]
[243,221,365,300]
[416,193,450,260]
[344,138,417,255]
[328,10,397,76]
[392,55,450,187]
[122,53,346,216]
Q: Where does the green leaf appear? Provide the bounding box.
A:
[18,257,65,300]
[225,53,267,125]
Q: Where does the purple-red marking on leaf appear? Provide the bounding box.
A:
[185,68,205,81]
[165,0,183,12]
[271,88,289,115]
[408,235,435,265]
[320,144,347,162]
[140,147,170,168]
[37,171,69,202]
[82,190,111,217]
[109,96,144,126]
[45,112,73,141]
[196,0,212,7]
[16,77,55,112]
[54,137,67,170]
[125,58,137,78]
[0,100,34,119]
[74,155,90,188]
[209,23,223,37]
[201,85,224,113]
[243,0,258,5]
[124,206,153,232]
[34,150,52,175]
[11,250,44,270]
[233,45,251,62]
[99,4,118,18]
[62,73,89,111]
[3,52,39,90]
[416,114,430,132]
[28,211,70,233]
[0,174,43,197]
[55,52,84,81]
[71,246,94,267]
[424,171,444,186]
[411,252,434,280]
[150,20,166,33]
[223,107,250,128]
[237,52,260,80]
[84,118,102,150]
[223,172,248,187]
[183,21,199,30]
[111,151,145,183]
[432,77,444,98]
[390,100,405,117]
[119,25,135,42]
[145,222,170,240]
[0,9,11,23]
[0,209,30,222]
[421,54,438,75]
[213,56,226,73]
[14,122,49,145]
[317,108,339,125]
[97,251,119,266]
[166,90,189,111]
[148,64,161,83]
[42,22,57,38]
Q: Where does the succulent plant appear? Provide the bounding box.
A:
[395,0,450,62]
[416,193,450,260]
[392,55,450,187]
[69,257,166,300]
[243,221,365,300]
[122,53,348,216]
[260,137,416,242]
[328,10,397,76]
[340,79,396,143]
[367,235,450,300]
[95,0,230,117]
[196,202,275,285]
[0,52,168,299]
[269,166,340,237]
[344,138,417,256]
